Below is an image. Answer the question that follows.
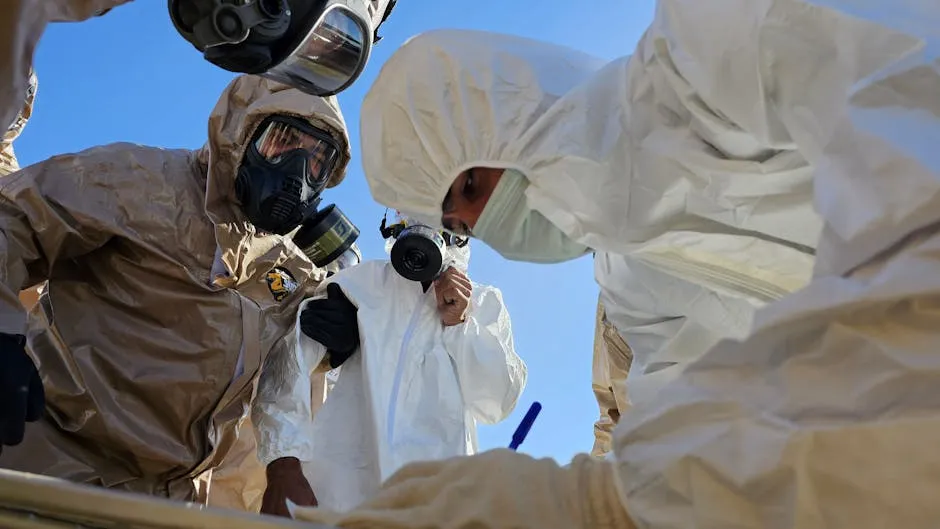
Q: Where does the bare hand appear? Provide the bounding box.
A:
[434,267,472,326]
[261,457,317,517]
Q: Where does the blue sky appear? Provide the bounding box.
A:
[18,0,654,463]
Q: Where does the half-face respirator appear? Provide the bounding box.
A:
[380,212,469,282]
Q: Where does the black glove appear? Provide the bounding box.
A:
[299,283,359,369]
[0,333,44,451]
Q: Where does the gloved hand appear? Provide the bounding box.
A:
[261,457,318,518]
[434,267,472,326]
[299,283,359,368]
[0,333,44,452]
[291,449,634,529]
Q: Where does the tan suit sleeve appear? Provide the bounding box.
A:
[591,297,633,457]
[0,150,122,335]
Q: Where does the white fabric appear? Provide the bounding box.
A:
[253,260,526,512]
[360,19,819,405]
[609,2,940,527]
[362,1,939,525]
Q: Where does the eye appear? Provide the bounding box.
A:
[461,170,476,199]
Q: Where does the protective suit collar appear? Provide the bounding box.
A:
[202,75,351,286]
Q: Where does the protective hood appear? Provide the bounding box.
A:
[0,67,37,175]
[202,74,351,285]
[361,24,924,271]
[360,29,606,236]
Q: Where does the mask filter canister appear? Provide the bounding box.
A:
[389,225,448,282]
[293,204,360,268]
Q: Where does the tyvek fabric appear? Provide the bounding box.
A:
[590,297,632,458]
[315,2,940,528]
[0,0,129,140]
[610,2,940,527]
[253,259,526,512]
[360,25,818,406]
[0,67,36,176]
[0,74,350,500]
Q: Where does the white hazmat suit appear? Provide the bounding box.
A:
[286,1,940,528]
[358,20,825,407]
[252,238,527,512]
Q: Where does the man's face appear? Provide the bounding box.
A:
[441,167,504,236]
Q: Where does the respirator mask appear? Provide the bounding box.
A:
[169,0,397,96]
[235,114,359,267]
[380,211,469,282]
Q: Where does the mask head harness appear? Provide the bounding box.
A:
[169,0,397,96]
[380,210,468,282]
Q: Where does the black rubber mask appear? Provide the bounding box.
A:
[235,115,339,235]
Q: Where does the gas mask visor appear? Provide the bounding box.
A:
[170,0,372,97]
[251,115,340,191]
[258,0,373,96]
[236,115,342,235]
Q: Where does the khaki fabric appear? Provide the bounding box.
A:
[1,67,36,175]
[0,0,129,138]
[292,450,633,529]
[590,297,632,457]
[205,373,328,512]
[0,74,350,501]
[0,67,42,313]
[201,416,266,513]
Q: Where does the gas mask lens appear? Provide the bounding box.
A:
[253,118,339,192]
[262,5,370,96]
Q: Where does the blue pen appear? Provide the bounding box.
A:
[508,401,542,450]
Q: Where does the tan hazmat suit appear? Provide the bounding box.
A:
[0,74,351,504]
[0,67,41,311]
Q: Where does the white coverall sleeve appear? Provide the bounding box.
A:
[614,2,940,527]
[441,284,526,425]
[251,294,331,467]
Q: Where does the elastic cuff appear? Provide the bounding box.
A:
[569,454,636,529]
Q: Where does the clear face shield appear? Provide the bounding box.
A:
[262,3,372,96]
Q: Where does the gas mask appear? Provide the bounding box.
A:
[169,0,398,96]
[235,114,360,267]
[380,211,469,282]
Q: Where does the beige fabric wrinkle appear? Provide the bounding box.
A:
[291,451,633,529]
[0,74,347,504]
[591,297,632,457]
